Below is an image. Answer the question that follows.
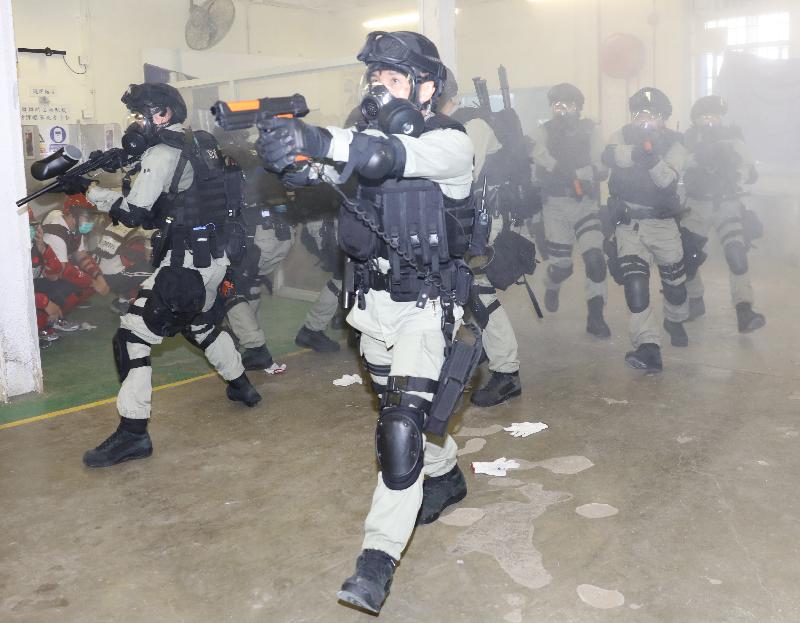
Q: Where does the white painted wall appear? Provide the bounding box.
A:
[1,0,42,401]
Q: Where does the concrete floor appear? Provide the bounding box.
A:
[2,248,800,623]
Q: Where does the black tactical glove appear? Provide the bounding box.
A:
[631,144,659,169]
[89,149,122,173]
[58,175,93,195]
[280,164,320,189]
[255,118,332,173]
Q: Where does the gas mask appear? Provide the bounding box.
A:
[551,101,580,129]
[632,110,664,134]
[359,78,425,138]
[122,121,155,154]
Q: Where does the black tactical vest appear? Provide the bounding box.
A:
[149,129,244,267]
[538,118,594,197]
[339,115,473,268]
[337,114,475,301]
[608,124,682,209]
[683,125,743,200]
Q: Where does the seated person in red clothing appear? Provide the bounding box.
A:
[30,218,64,333]
[39,194,109,318]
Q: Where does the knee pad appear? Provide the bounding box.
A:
[661,282,687,306]
[724,241,749,276]
[112,328,152,382]
[375,405,425,490]
[619,255,651,313]
[547,262,574,285]
[582,248,607,284]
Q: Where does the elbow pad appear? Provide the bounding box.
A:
[348,133,407,180]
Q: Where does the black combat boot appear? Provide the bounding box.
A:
[663,319,689,347]
[226,373,262,407]
[338,549,397,614]
[295,326,340,352]
[624,343,663,373]
[416,465,467,525]
[736,302,766,333]
[544,288,560,313]
[240,345,273,371]
[586,296,611,338]
[83,418,153,468]
[687,296,705,321]
[470,370,522,407]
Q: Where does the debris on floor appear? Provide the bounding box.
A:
[333,373,363,387]
[504,422,548,437]
[471,457,521,476]
[264,363,287,375]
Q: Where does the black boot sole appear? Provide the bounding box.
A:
[416,487,467,526]
[83,446,153,468]
[337,579,386,615]
[624,356,662,373]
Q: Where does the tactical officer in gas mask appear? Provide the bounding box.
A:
[216,128,294,372]
[679,95,765,333]
[82,82,261,468]
[437,68,524,407]
[602,87,690,372]
[254,31,475,614]
[532,83,611,337]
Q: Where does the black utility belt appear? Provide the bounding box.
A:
[352,260,472,307]
[627,207,671,219]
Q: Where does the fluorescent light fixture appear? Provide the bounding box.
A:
[363,12,419,29]
[362,8,459,29]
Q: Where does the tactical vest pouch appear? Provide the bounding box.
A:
[338,198,380,260]
[223,161,244,220]
[484,229,537,290]
[190,225,212,268]
[189,131,224,181]
[274,220,292,241]
[225,221,247,265]
[469,209,491,255]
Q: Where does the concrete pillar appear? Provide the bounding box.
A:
[418,0,456,75]
[0,0,42,402]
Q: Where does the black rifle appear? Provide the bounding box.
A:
[17,142,145,209]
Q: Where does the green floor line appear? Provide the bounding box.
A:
[1,294,344,426]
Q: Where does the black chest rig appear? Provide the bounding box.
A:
[608,125,681,211]
[150,129,245,268]
[338,115,476,308]
[42,222,81,257]
[683,125,743,200]
[538,118,593,197]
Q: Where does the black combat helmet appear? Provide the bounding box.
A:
[547,83,585,111]
[629,87,672,119]
[357,31,446,98]
[691,95,728,120]
[122,83,187,123]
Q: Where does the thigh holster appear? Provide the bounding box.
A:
[112,328,153,382]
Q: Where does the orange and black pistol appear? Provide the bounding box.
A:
[210,94,309,132]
